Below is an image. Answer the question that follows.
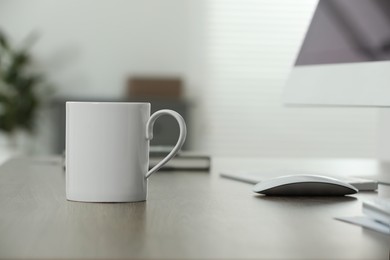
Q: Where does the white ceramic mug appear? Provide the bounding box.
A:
[65,102,186,202]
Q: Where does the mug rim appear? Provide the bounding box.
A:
[66,101,151,105]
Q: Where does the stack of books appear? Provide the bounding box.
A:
[149,146,210,171]
[337,197,390,235]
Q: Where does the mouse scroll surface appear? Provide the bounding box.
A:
[253,175,358,196]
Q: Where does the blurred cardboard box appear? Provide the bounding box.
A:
[127,77,182,99]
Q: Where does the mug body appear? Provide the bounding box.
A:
[66,102,150,202]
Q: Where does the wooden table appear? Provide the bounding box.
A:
[0,157,389,259]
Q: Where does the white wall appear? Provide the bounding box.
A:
[378,110,390,161]
[0,0,380,158]
[195,0,378,157]
[0,0,192,98]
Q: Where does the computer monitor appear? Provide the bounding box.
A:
[284,0,390,107]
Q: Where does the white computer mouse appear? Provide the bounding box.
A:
[253,174,358,196]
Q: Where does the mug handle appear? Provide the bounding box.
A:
[145,109,187,179]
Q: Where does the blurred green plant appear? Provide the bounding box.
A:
[0,30,51,135]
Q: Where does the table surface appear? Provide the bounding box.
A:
[0,156,389,259]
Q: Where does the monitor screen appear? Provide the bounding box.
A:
[284,0,390,107]
[296,0,390,66]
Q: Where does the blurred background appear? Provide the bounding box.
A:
[0,0,383,160]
